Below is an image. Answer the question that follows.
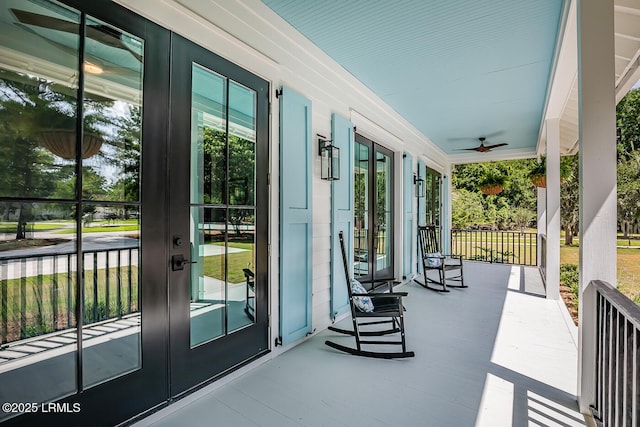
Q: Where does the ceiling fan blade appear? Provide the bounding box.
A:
[448,136,477,142]
[481,130,505,140]
[484,143,509,150]
[85,26,143,62]
[12,9,142,63]
[455,147,483,151]
[17,24,138,77]
[11,8,79,33]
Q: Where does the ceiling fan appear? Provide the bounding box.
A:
[456,137,508,153]
[10,8,143,63]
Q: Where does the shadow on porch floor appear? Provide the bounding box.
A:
[136,262,586,427]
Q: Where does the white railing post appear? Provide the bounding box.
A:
[576,0,617,414]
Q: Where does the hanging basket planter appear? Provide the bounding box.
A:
[530,174,546,188]
[478,171,507,195]
[38,129,103,160]
[480,184,504,195]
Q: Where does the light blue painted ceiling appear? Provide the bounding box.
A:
[262,0,564,155]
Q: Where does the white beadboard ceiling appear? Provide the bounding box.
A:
[262,0,565,159]
[262,0,640,161]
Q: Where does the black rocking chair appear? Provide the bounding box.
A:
[414,225,466,292]
[324,231,415,359]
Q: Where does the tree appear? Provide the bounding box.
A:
[560,155,579,245]
[616,88,640,237]
[0,71,73,238]
[511,206,535,232]
[452,159,538,229]
[108,106,142,204]
[0,69,113,238]
[484,196,511,230]
[451,189,485,228]
[617,87,640,159]
[617,152,640,237]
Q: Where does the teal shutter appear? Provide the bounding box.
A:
[403,153,413,278]
[330,113,354,320]
[279,86,313,345]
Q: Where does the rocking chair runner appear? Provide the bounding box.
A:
[324,231,415,359]
[414,225,466,292]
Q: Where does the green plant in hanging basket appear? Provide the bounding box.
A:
[528,156,572,188]
[479,171,506,195]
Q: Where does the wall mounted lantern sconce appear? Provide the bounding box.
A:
[318,135,340,181]
[414,174,425,198]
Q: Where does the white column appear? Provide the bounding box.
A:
[536,187,546,267]
[577,0,617,413]
[546,119,561,300]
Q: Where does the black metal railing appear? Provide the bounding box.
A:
[354,229,388,256]
[450,229,537,266]
[590,280,640,425]
[0,247,138,345]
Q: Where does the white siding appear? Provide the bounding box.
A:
[115,0,451,351]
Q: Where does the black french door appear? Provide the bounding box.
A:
[167,34,269,395]
[2,0,170,425]
[425,167,442,229]
[354,134,394,285]
[2,1,269,425]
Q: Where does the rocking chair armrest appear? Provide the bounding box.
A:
[358,279,394,290]
[370,292,407,298]
[352,292,407,299]
[358,278,389,284]
[352,292,373,297]
[441,253,462,259]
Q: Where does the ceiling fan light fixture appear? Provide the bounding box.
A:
[83,61,103,75]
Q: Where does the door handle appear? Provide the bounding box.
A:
[172,254,197,271]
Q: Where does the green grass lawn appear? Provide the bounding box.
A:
[453,240,537,265]
[560,231,640,247]
[1,266,139,343]
[211,241,255,251]
[203,251,253,284]
[56,225,140,234]
[561,246,640,301]
[0,223,66,233]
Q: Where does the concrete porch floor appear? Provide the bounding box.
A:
[135,262,586,427]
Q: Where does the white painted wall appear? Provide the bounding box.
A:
[114,0,451,351]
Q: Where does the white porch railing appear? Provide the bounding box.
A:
[588,280,640,425]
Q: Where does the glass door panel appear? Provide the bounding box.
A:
[81,16,144,390]
[425,167,442,241]
[353,136,394,283]
[189,65,227,347]
[375,151,393,277]
[0,1,82,416]
[0,1,167,423]
[189,65,257,348]
[354,143,369,278]
[169,35,268,395]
